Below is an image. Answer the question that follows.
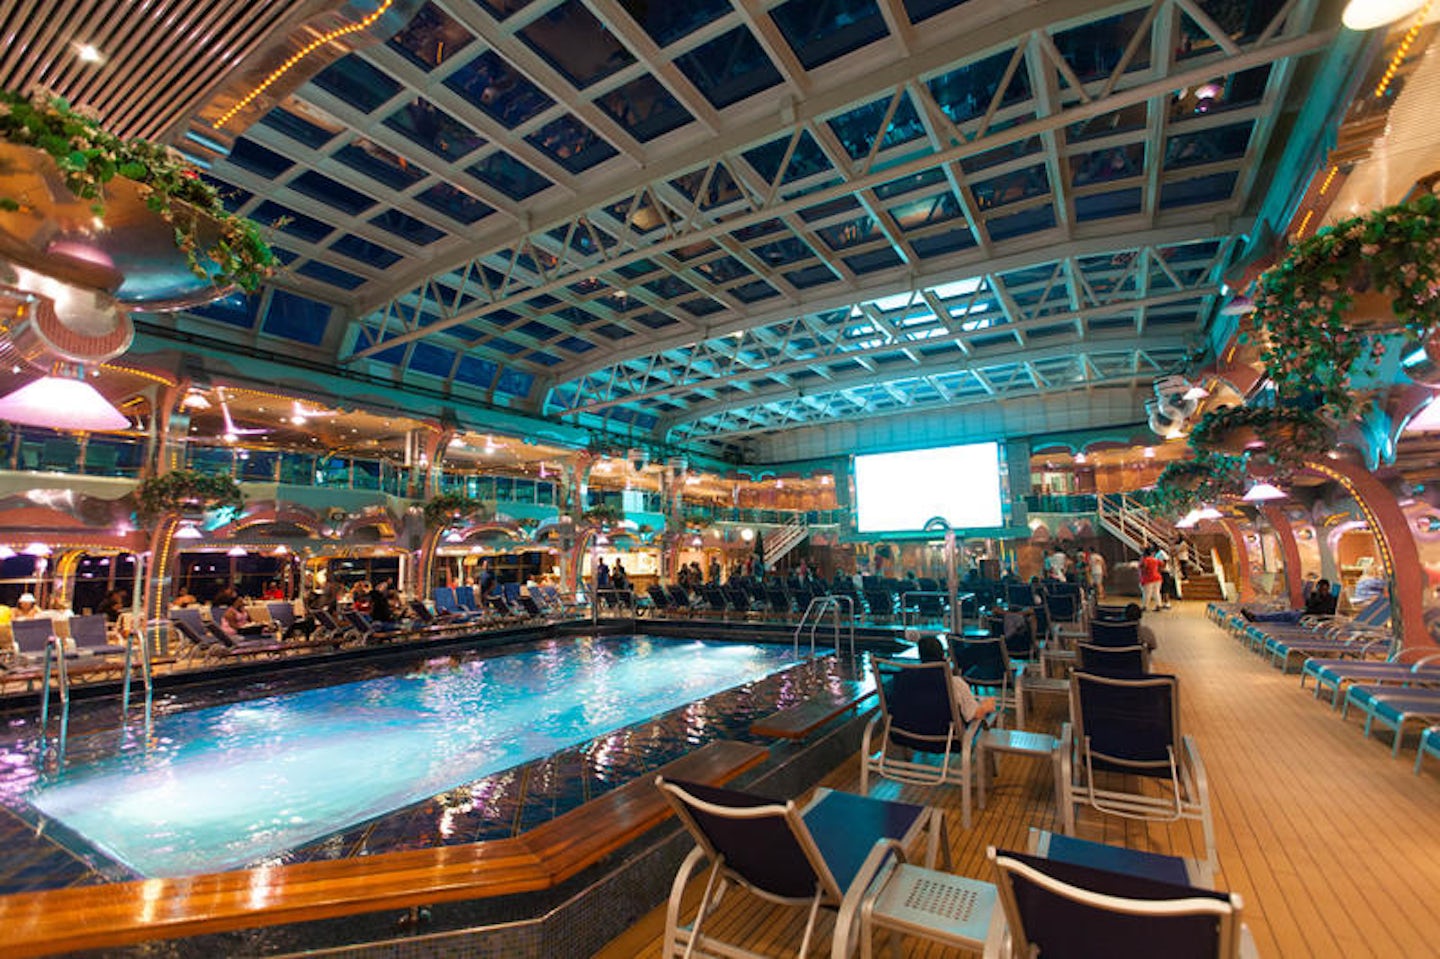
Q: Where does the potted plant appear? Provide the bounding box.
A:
[1187,404,1331,470]
[423,492,490,529]
[135,470,244,522]
[1249,192,1440,412]
[0,89,275,292]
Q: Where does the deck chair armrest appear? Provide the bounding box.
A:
[833,838,909,959]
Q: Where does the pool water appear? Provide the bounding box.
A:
[24,636,803,878]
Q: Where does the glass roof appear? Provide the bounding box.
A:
[168,0,1338,457]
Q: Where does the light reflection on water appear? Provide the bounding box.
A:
[26,637,799,878]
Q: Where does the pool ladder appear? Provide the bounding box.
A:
[37,627,156,758]
[793,595,856,660]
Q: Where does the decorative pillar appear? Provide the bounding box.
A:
[1259,505,1304,608]
[149,381,188,478]
[1217,517,1255,602]
[1303,458,1430,647]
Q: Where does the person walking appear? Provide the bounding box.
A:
[1139,548,1164,612]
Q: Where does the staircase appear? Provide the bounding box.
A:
[1097,492,1214,579]
[1179,574,1226,601]
[762,515,810,567]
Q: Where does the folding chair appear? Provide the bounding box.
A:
[1078,642,1150,678]
[656,777,942,959]
[989,847,1254,958]
[1061,672,1216,870]
[861,658,986,827]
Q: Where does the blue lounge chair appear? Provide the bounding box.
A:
[1342,685,1440,756]
[947,634,1021,728]
[656,777,940,959]
[1062,672,1216,870]
[1301,649,1440,706]
[862,658,986,827]
[1416,725,1440,775]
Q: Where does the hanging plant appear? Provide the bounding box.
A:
[423,492,490,529]
[1145,452,1246,518]
[1187,404,1331,472]
[135,470,244,522]
[0,89,276,292]
[1249,191,1440,412]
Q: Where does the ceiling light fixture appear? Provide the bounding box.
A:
[226,546,248,557]
[0,370,129,431]
[75,43,104,63]
[174,523,204,540]
[1242,481,1288,502]
[1342,0,1427,30]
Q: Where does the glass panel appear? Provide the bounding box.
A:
[416,182,494,224]
[1051,10,1151,84]
[384,98,486,162]
[467,151,553,200]
[288,171,376,216]
[334,138,428,189]
[253,201,333,243]
[330,234,402,268]
[525,114,618,173]
[259,105,341,149]
[674,25,782,109]
[310,55,401,113]
[226,138,293,179]
[597,75,694,142]
[368,208,446,245]
[262,289,332,345]
[770,0,886,71]
[353,459,381,490]
[237,449,279,481]
[296,260,368,290]
[1164,120,1254,169]
[629,0,731,46]
[1072,143,1144,185]
[443,50,555,128]
[387,3,474,72]
[518,0,635,88]
[972,163,1048,211]
[926,49,1028,127]
[743,130,832,185]
[827,92,925,160]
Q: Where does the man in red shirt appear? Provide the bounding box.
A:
[1139,548,1164,612]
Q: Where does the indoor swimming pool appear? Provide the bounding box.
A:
[11,635,806,879]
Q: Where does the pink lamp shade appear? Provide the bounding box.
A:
[0,375,128,431]
[1242,482,1288,502]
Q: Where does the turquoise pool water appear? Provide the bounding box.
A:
[26,636,801,877]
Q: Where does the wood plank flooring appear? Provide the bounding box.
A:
[593,604,1440,958]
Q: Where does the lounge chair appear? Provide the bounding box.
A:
[861,658,987,827]
[1416,725,1440,775]
[1062,672,1217,870]
[1341,685,1440,756]
[1088,620,1141,648]
[655,777,942,959]
[344,609,406,644]
[988,847,1254,958]
[1301,649,1440,706]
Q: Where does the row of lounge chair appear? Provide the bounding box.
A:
[1208,598,1440,767]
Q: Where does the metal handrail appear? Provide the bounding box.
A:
[793,595,855,660]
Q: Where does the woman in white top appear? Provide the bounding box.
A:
[915,634,995,723]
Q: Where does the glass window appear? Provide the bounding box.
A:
[467,150,552,200]
[296,260,368,290]
[409,341,455,377]
[253,200,333,244]
[443,49,555,128]
[387,3,474,71]
[596,75,693,142]
[262,289,332,345]
[190,291,261,329]
[226,137,293,179]
[518,0,635,89]
[334,138,428,189]
[329,234,402,268]
[827,92,925,161]
[525,114,618,173]
[674,25,781,109]
[288,171,376,216]
[770,0,887,71]
[384,98,486,162]
[259,105,341,149]
[368,208,446,245]
[416,182,494,225]
[310,55,402,113]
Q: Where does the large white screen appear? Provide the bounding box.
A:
[853,442,1004,533]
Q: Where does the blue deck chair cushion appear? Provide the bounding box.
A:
[662,779,821,899]
[881,662,958,750]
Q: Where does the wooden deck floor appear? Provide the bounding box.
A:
[594,604,1440,958]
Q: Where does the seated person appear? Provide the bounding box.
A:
[221,597,274,639]
[1122,603,1159,651]
[11,593,41,620]
[261,581,285,601]
[914,634,996,724]
[1242,579,1339,623]
[368,581,396,626]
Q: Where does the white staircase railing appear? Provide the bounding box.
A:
[763,515,810,566]
[1097,493,1213,577]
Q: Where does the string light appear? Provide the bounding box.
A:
[1373,1,1433,97]
[215,0,396,128]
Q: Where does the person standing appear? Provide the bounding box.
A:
[1087,549,1107,600]
[709,557,721,584]
[595,557,611,591]
[1139,549,1164,612]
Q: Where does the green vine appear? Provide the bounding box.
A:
[135,470,244,522]
[1249,191,1440,412]
[1144,451,1246,518]
[0,89,276,292]
[423,492,491,529]
[1187,404,1332,472]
